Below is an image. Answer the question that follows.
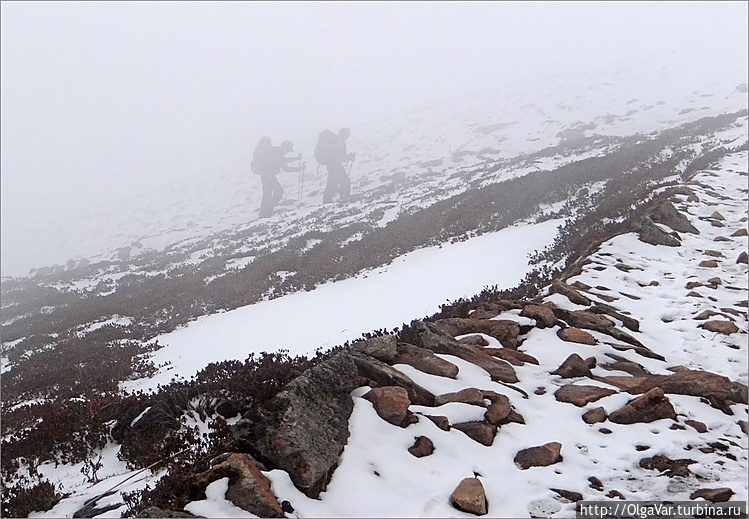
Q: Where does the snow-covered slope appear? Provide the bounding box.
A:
[25,137,748,519]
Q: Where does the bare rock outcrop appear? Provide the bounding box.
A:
[232,352,365,498]
[638,217,682,247]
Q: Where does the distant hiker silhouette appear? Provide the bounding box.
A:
[251,137,304,218]
[315,127,355,203]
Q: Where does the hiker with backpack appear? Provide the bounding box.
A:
[251,137,304,218]
[315,127,355,204]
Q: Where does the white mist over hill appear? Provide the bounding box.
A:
[1,2,747,277]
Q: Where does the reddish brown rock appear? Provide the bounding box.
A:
[608,387,677,424]
[408,436,435,458]
[700,320,739,335]
[432,318,520,348]
[491,347,540,366]
[514,442,563,469]
[690,488,734,503]
[582,407,607,424]
[639,455,696,477]
[423,414,451,431]
[453,421,497,446]
[550,488,583,502]
[551,280,592,306]
[552,353,595,378]
[363,386,413,427]
[189,454,284,517]
[484,394,512,425]
[520,304,558,328]
[699,260,720,268]
[555,385,617,407]
[451,478,488,515]
[685,420,707,433]
[435,387,487,407]
[557,327,597,345]
[393,342,460,379]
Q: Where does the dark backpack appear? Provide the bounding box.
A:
[314,130,337,166]
[251,138,273,175]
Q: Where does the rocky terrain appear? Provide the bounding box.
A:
[1,81,747,517]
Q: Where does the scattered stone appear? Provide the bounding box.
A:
[136,507,196,518]
[557,327,597,345]
[555,385,617,407]
[550,488,583,502]
[606,490,626,499]
[704,250,725,258]
[590,303,640,332]
[737,251,748,264]
[484,394,512,425]
[700,320,739,335]
[608,387,677,424]
[599,427,613,434]
[393,342,460,379]
[582,407,607,424]
[588,476,604,491]
[514,442,563,469]
[435,387,486,407]
[699,260,720,268]
[552,353,595,378]
[710,211,726,221]
[690,488,735,503]
[432,317,520,348]
[363,386,415,427]
[351,351,436,406]
[738,420,748,435]
[685,420,708,433]
[732,228,749,237]
[453,421,497,446]
[551,280,592,306]
[520,304,558,328]
[188,454,284,517]
[408,436,435,457]
[639,454,696,477]
[714,236,731,242]
[638,217,681,247]
[458,334,490,347]
[534,387,547,395]
[491,347,540,366]
[635,445,650,451]
[450,478,488,516]
[409,321,519,383]
[424,414,451,431]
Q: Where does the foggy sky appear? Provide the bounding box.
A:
[2,1,748,276]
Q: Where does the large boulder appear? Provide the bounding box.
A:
[351,335,397,362]
[638,217,682,247]
[520,304,559,328]
[649,200,700,234]
[232,352,365,498]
